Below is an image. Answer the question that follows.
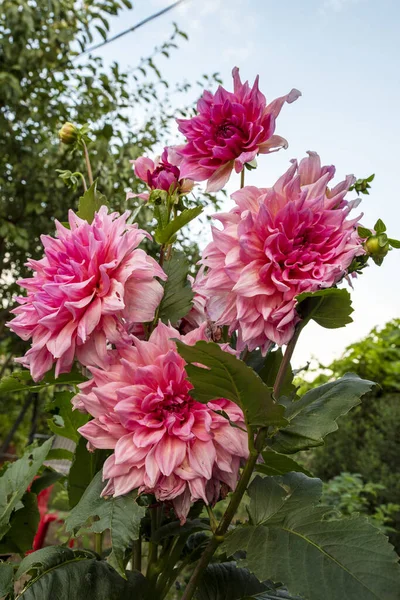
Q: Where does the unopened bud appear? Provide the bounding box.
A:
[364,235,390,265]
[58,122,79,145]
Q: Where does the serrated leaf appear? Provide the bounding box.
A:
[374,218,386,233]
[0,438,53,541]
[176,341,287,429]
[0,492,39,554]
[296,288,353,329]
[0,562,14,598]
[388,238,400,249]
[16,551,148,600]
[77,180,107,224]
[47,391,89,443]
[158,251,193,324]
[255,451,312,478]
[65,471,145,578]
[270,373,374,453]
[223,473,400,600]
[0,367,85,394]
[154,206,202,244]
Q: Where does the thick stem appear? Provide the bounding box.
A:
[182,327,303,600]
[82,141,93,186]
[94,532,103,556]
[240,168,245,188]
[132,538,142,572]
[273,324,302,398]
[146,507,159,580]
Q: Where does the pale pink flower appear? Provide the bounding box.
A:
[8,207,166,381]
[127,148,194,201]
[196,152,365,354]
[76,322,248,523]
[173,67,301,192]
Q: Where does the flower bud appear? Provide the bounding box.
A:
[364,235,390,265]
[58,122,78,145]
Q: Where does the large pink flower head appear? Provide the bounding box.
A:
[8,207,166,381]
[128,148,194,201]
[76,322,248,523]
[196,152,365,354]
[174,67,301,192]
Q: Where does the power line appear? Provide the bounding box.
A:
[76,0,190,59]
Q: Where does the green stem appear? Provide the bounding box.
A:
[181,328,303,600]
[156,536,189,599]
[94,532,103,556]
[132,537,142,572]
[146,506,159,581]
[82,141,93,186]
[240,168,245,188]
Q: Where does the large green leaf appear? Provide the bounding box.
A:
[158,251,194,324]
[65,471,145,578]
[0,492,39,554]
[195,562,267,600]
[16,551,148,600]
[155,206,202,244]
[0,562,14,598]
[0,438,53,541]
[0,367,85,394]
[255,451,312,478]
[77,180,107,223]
[248,349,295,399]
[47,390,89,443]
[176,341,287,429]
[68,437,108,509]
[296,288,353,329]
[223,474,400,600]
[270,373,374,453]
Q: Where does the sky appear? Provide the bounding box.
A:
[92,0,400,368]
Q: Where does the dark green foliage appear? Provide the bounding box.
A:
[299,319,400,548]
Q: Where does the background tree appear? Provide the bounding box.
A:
[0,0,221,451]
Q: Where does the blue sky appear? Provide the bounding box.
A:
[94,0,400,367]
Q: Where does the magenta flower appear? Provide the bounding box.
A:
[128,148,194,201]
[8,207,166,381]
[196,152,365,354]
[174,67,301,192]
[76,321,248,523]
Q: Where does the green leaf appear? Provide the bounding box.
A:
[255,451,312,478]
[388,238,400,249]
[357,226,372,238]
[152,518,210,543]
[195,562,266,600]
[47,391,89,443]
[270,373,374,453]
[77,180,107,224]
[176,341,287,429]
[154,206,203,244]
[0,562,14,598]
[16,551,149,600]
[46,448,74,462]
[68,438,108,509]
[158,251,194,324]
[296,288,353,329]
[0,438,53,541]
[0,367,85,394]
[30,468,64,495]
[0,492,39,554]
[374,218,387,234]
[256,349,295,398]
[223,474,400,600]
[65,471,145,578]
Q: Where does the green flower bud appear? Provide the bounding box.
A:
[58,122,79,145]
[364,235,390,263]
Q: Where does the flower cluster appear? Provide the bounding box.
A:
[8,207,166,380]
[74,322,248,522]
[195,152,365,353]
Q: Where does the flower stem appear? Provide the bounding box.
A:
[82,141,94,186]
[240,169,245,188]
[94,532,103,556]
[132,537,142,572]
[181,328,303,600]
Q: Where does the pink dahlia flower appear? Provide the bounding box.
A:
[75,322,248,523]
[174,67,301,192]
[196,152,365,354]
[127,148,194,201]
[8,207,166,381]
